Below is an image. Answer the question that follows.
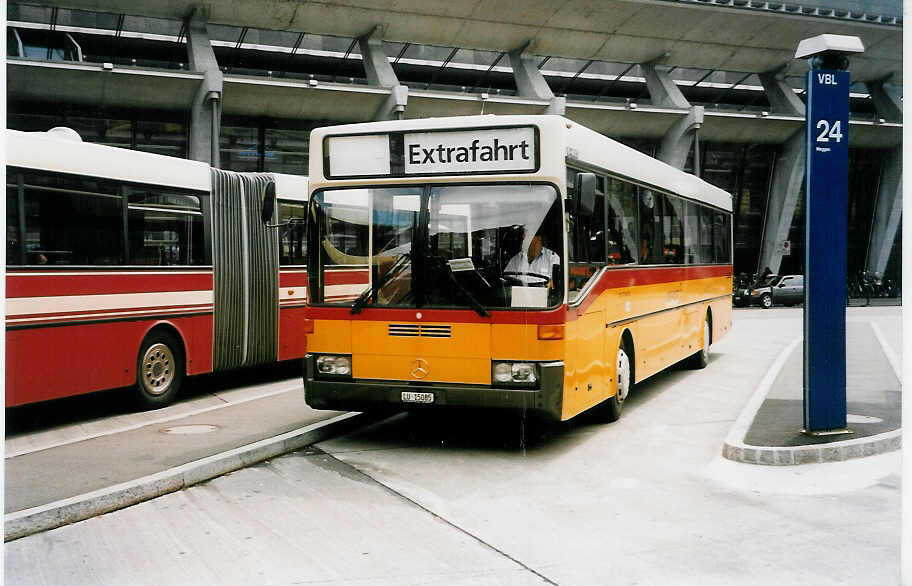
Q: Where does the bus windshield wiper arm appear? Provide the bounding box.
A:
[350,253,410,314]
[444,265,490,318]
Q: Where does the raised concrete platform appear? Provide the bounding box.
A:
[722,319,902,465]
[4,386,386,542]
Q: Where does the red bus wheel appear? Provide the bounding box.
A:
[136,331,184,409]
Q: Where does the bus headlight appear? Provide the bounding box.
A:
[315,355,352,377]
[492,361,538,387]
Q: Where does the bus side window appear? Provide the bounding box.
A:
[279,200,307,266]
[661,194,684,264]
[604,177,636,265]
[126,186,205,266]
[698,205,714,263]
[567,168,606,299]
[22,171,124,265]
[639,188,663,264]
[684,201,710,264]
[6,174,22,265]
[712,210,732,263]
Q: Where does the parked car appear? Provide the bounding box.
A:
[749,274,804,308]
[732,274,754,307]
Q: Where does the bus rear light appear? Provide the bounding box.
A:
[315,355,352,377]
[537,324,564,340]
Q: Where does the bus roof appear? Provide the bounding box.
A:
[310,115,731,212]
[272,172,309,202]
[565,119,732,212]
[6,128,211,192]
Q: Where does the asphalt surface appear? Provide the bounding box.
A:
[4,306,902,541]
[723,312,902,465]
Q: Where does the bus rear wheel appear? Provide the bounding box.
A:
[688,314,711,369]
[601,341,631,422]
[135,331,184,409]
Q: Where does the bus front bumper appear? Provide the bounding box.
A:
[304,355,564,421]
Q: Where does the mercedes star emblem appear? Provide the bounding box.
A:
[410,358,430,379]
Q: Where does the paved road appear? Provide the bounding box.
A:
[5,308,902,585]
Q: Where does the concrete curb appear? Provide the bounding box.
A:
[721,334,902,466]
[5,410,384,542]
[722,429,902,465]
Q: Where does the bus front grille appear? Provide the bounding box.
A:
[388,324,452,338]
[420,325,452,338]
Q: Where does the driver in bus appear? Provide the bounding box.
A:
[505,229,560,288]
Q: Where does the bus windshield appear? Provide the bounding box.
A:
[312,183,564,311]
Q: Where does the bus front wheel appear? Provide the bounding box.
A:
[135,330,184,409]
[601,341,631,422]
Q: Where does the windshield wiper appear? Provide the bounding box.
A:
[441,262,490,318]
[350,253,411,314]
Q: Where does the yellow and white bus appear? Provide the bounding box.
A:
[294,115,732,422]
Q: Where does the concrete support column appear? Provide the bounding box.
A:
[641,62,690,109]
[359,27,397,88]
[757,129,805,275]
[657,106,704,170]
[509,49,564,114]
[864,79,902,276]
[867,80,902,123]
[753,72,809,275]
[644,62,699,173]
[758,72,806,116]
[358,27,408,120]
[186,13,223,166]
[866,146,902,277]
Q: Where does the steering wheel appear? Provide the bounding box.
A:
[503,270,550,287]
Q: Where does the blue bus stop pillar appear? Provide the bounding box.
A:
[802,57,853,434]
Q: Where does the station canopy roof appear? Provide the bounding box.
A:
[8,0,902,84]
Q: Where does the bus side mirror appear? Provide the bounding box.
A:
[261,182,277,225]
[576,173,596,216]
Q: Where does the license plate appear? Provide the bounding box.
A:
[401,391,435,404]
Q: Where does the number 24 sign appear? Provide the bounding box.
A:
[807,69,848,155]
[815,119,843,143]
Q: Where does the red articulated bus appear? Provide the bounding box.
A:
[5,128,344,408]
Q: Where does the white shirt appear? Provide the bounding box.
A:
[505,247,560,284]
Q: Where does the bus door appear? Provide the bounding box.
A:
[566,175,609,413]
[210,169,279,371]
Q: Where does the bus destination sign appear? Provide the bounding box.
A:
[325,126,538,178]
[403,127,536,175]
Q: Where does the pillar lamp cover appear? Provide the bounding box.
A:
[795,34,865,59]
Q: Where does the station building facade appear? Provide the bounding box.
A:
[6,0,903,289]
